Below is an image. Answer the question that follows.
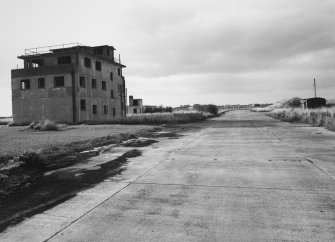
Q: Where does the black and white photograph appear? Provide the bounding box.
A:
[0,0,335,241]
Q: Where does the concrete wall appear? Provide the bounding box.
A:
[75,53,125,122]
[11,47,126,124]
[12,73,73,123]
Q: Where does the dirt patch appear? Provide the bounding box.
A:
[0,149,141,232]
[0,124,193,231]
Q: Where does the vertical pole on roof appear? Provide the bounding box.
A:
[314,78,316,98]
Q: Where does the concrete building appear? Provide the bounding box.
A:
[127,96,144,115]
[11,43,126,123]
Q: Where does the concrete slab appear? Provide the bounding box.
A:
[1,110,335,241]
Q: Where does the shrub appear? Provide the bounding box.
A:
[29,120,61,131]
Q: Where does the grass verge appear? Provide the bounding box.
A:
[270,108,335,131]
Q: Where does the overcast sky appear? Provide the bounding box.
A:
[0,0,335,116]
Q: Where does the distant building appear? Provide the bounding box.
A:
[127,96,144,115]
[11,43,126,123]
[300,97,326,109]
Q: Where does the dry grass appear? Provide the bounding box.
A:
[0,124,151,157]
[270,108,335,131]
[85,112,209,125]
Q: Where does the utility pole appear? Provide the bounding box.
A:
[314,78,316,98]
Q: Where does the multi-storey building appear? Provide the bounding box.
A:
[11,43,126,123]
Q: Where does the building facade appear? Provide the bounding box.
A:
[127,96,144,115]
[11,43,126,123]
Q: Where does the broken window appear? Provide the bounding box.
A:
[92,105,97,115]
[110,72,113,81]
[95,61,102,71]
[54,76,65,87]
[84,57,91,68]
[80,100,86,111]
[92,79,97,89]
[31,59,44,68]
[80,76,85,88]
[38,78,45,89]
[103,105,108,115]
[57,56,71,65]
[113,108,116,117]
[102,81,106,90]
[21,79,30,90]
[110,90,114,99]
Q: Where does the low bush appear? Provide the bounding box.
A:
[29,120,63,131]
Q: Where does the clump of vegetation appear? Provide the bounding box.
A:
[270,108,335,131]
[85,112,209,125]
[193,104,219,116]
[29,120,64,131]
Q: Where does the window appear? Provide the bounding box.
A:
[118,84,122,94]
[117,68,121,76]
[54,76,65,87]
[95,61,101,71]
[80,100,86,111]
[107,48,110,56]
[133,109,137,114]
[113,108,116,117]
[103,105,108,115]
[102,81,106,90]
[38,78,45,89]
[21,79,30,90]
[92,105,97,115]
[92,79,97,89]
[110,72,113,81]
[84,57,91,68]
[57,56,71,65]
[110,90,114,98]
[80,76,85,88]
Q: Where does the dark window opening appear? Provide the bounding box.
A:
[38,78,45,89]
[57,56,71,65]
[113,108,116,117]
[107,48,110,56]
[117,68,121,76]
[80,100,86,111]
[102,81,106,90]
[133,109,137,114]
[54,76,65,87]
[21,79,30,90]
[31,59,44,68]
[80,76,85,88]
[84,57,91,68]
[92,79,97,89]
[110,90,114,98]
[103,105,108,115]
[92,105,97,115]
[110,72,113,81]
[95,61,102,71]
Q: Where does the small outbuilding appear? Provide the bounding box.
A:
[301,97,326,109]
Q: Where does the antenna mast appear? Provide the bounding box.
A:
[314,78,316,98]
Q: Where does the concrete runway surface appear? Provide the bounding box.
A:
[1,110,335,241]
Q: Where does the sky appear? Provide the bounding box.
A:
[0,0,335,116]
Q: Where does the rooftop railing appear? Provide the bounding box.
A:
[23,43,84,56]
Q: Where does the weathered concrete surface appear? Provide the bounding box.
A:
[1,110,335,241]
